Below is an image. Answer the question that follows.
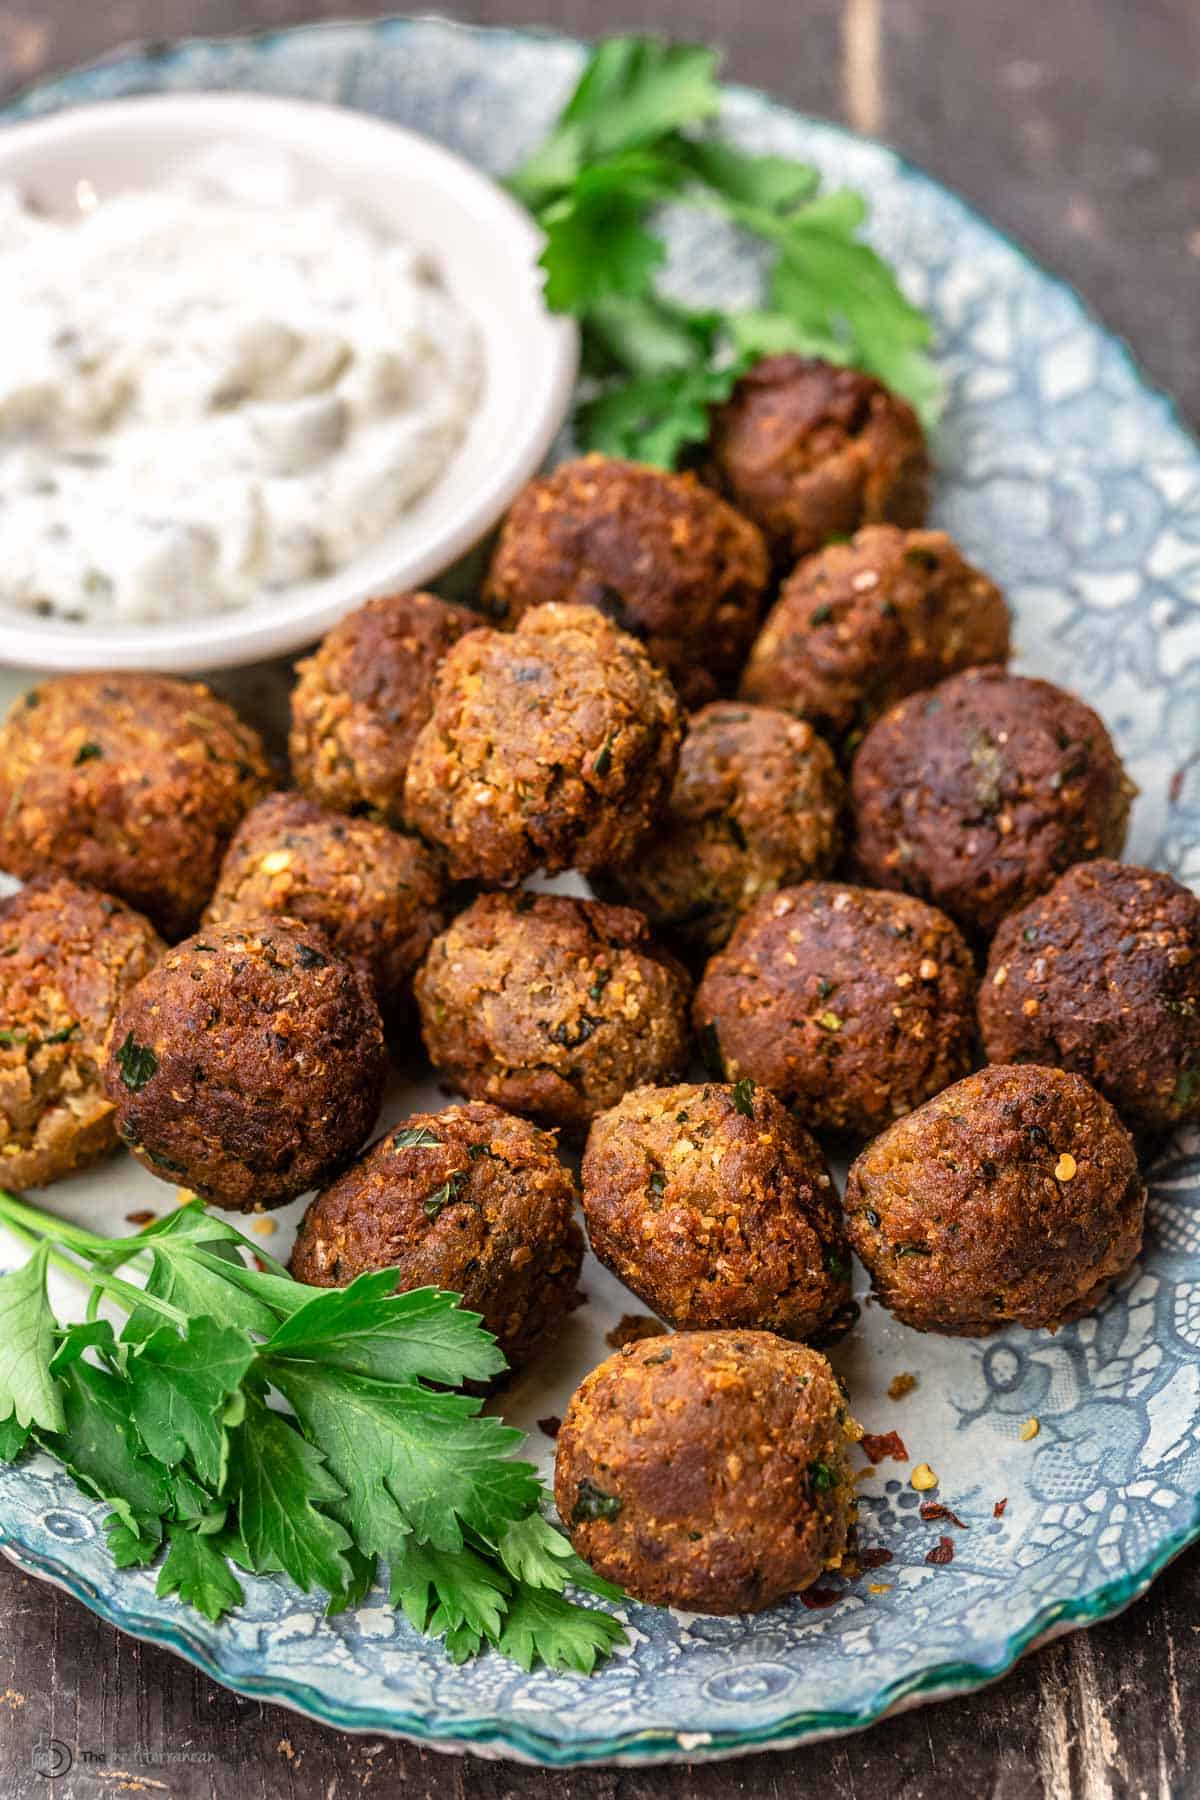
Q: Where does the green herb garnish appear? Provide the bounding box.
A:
[730,1077,756,1117]
[73,742,103,765]
[809,1460,838,1492]
[0,1190,625,1671]
[422,1170,470,1220]
[593,731,617,777]
[393,1125,442,1150]
[571,1478,623,1525]
[114,1033,158,1092]
[508,35,941,467]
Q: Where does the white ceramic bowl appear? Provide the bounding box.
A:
[0,92,577,673]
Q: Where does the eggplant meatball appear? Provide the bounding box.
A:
[694,883,976,1138]
[415,892,692,1134]
[582,1082,852,1340]
[289,590,480,827]
[404,603,683,885]
[103,918,386,1211]
[554,1331,858,1613]
[0,877,164,1189]
[852,667,1136,939]
[979,860,1200,1134]
[203,791,448,1014]
[0,676,274,940]
[291,1102,583,1373]
[481,456,770,706]
[844,1064,1146,1334]
[706,355,930,562]
[595,703,844,956]
[739,526,1010,746]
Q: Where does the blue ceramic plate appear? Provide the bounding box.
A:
[1,14,1199,1767]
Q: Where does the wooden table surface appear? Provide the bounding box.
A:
[1,3,1198,1796]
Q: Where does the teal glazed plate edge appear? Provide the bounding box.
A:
[2,14,1200,1766]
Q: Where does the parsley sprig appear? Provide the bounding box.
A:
[0,1189,623,1671]
[510,36,941,466]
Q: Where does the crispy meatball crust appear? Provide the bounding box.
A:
[979,860,1200,1134]
[290,1101,583,1373]
[415,892,692,1134]
[554,1330,858,1613]
[103,918,386,1211]
[289,591,480,827]
[0,877,164,1189]
[693,882,976,1139]
[844,1064,1146,1335]
[706,355,930,562]
[0,676,274,940]
[739,526,1011,745]
[404,603,684,885]
[203,791,449,1013]
[851,666,1135,939]
[595,702,844,956]
[582,1082,852,1340]
[481,456,770,706]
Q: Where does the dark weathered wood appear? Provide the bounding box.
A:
[0,3,1197,1795]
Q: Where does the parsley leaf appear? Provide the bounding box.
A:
[156,1523,246,1622]
[0,1245,64,1432]
[228,1393,355,1597]
[263,1275,507,1388]
[509,37,719,208]
[0,1183,628,1671]
[41,1349,174,1558]
[510,33,942,463]
[389,1537,509,1662]
[266,1361,538,1555]
[498,1580,627,1674]
[126,1316,254,1488]
[578,361,743,468]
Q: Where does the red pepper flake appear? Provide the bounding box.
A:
[606,1313,667,1350]
[925,1535,954,1566]
[919,1502,968,1529]
[860,1546,893,1569]
[994,1497,1008,1518]
[537,1416,561,1440]
[124,1209,156,1226]
[860,1430,908,1465]
[799,1585,842,1610]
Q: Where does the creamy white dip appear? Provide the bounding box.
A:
[0,152,481,623]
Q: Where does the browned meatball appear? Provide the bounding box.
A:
[979,861,1200,1135]
[693,882,976,1138]
[103,918,386,1211]
[0,877,164,1189]
[706,355,930,562]
[415,892,692,1134]
[554,1331,858,1613]
[582,1082,852,1340]
[739,526,1011,746]
[404,603,683,885]
[851,667,1136,939]
[289,590,481,826]
[0,676,274,939]
[203,791,449,1014]
[595,703,844,956]
[481,456,770,706]
[290,1101,583,1373]
[844,1064,1146,1334]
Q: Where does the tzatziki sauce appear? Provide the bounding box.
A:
[0,150,482,624]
